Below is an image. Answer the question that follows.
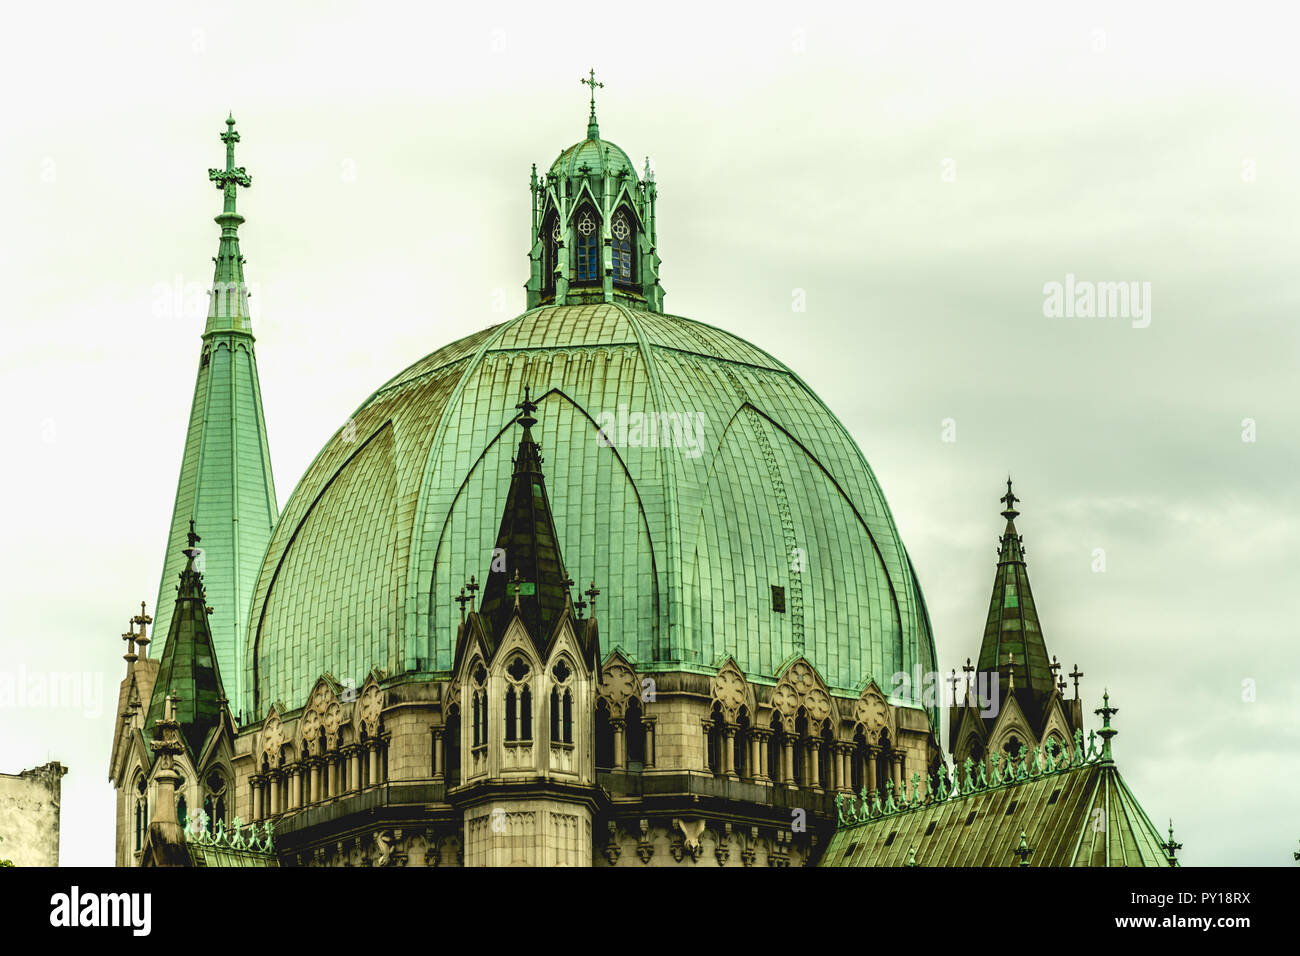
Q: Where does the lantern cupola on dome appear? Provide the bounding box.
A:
[527,70,664,312]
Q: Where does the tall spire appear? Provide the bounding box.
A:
[145,524,229,760]
[976,479,1054,721]
[476,388,576,649]
[151,117,279,709]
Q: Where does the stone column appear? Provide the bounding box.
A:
[724,726,738,778]
[326,754,338,798]
[892,752,904,791]
[612,718,626,770]
[701,718,714,772]
[348,747,361,793]
[753,730,770,781]
[309,759,320,804]
[251,775,263,821]
[642,720,656,770]
[432,728,444,781]
[291,766,302,809]
[865,746,877,795]
[268,773,280,816]
[782,739,795,785]
[809,740,821,791]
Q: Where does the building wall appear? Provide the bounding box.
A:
[0,762,67,866]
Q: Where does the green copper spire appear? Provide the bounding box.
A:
[151,116,278,712]
[476,388,576,650]
[145,524,228,761]
[975,479,1055,725]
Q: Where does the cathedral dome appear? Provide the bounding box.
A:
[243,303,937,721]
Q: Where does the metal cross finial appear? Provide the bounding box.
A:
[574,598,587,620]
[186,518,201,550]
[946,668,960,707]
[122,619,139,664]
[584,581,600,614]
[581,68,604,115]
[1069,664,1084,700]
[466,575,480,601]
[209,115,251,200]
[455,586,471,623]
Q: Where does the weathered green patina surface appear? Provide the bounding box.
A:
[244,302,937,725]
[152,117,278,710]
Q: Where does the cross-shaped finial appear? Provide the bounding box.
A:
[187,518,201,550]
[122,619,139,664]
[584,581,600,614]
[1000,477,1020,518]
[208,115,251,202]
[946,668,960,707]
[455,586,471,622]
[466,575,480,603]
[574,598,587,620]
[581,68,603,118]
[1069,664,1084,700]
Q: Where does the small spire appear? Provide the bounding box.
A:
[581,68,604,139]
[1006,651,1016,692]
[1160,820,1183,865]
[1094,689,1119,763]
[122,619,139,666]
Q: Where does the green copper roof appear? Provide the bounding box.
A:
[145,528,227,761]
[821,719,1175,867]
[245,304,936,723]
[151,117,278,706]
[976,481,1054,725]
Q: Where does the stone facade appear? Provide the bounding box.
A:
[0,761,67,866]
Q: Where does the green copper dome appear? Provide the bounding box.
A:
[243,303,937,723]
[548,135,637,181]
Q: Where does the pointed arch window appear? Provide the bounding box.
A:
[573,206,600,284]
[550,659,574,745]
[542,211,560,295]
[133,776,148,852]
[504,657,532,743]
[612,209,636,286]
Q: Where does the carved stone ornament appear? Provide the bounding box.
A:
[358,682,383,736]
[711,666,746,720]
[598,659,637,717]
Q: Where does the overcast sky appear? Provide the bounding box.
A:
[1,0,1296,866]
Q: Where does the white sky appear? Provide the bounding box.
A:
[1,0,1297,866]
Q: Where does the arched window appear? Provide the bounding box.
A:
[819,726,834,789]
[626,698,645,767]
[707,703,724,775]
[594,699,614,770]
[612,209,636,286]
[133,776,148,852]
[851,730,866,791]
[573,206,600,284]
[505,657,531,742]
[734,709,749,778]
[551,660,574,745]
[471,662,487,748]
[542,211,560,294]
[768,713,785,781]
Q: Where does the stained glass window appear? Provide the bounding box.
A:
[612,211,635,285]
[574,208,599,283]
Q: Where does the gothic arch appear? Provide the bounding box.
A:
[710,658,754,723]
[597,651,640,718]
[769,658,835,732]
[850,681,895,745]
